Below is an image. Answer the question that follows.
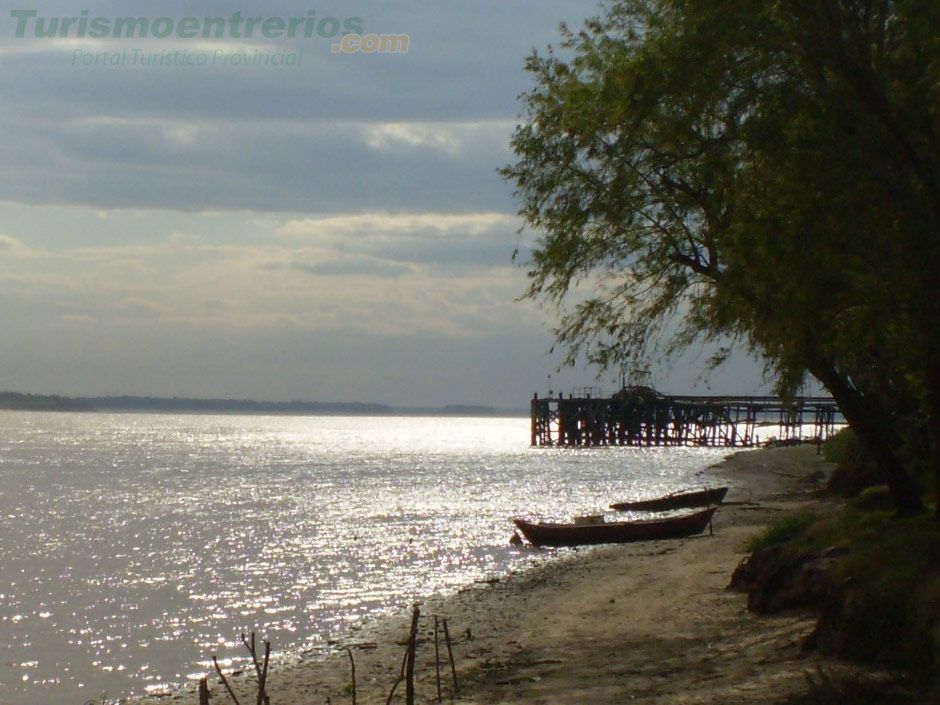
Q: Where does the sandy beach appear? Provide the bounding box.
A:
[137,445,842,705]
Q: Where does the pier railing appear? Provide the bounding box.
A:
[530,391,842,448]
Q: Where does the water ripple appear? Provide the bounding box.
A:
[0,411,727,704]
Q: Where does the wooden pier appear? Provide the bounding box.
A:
[530,387,841,448]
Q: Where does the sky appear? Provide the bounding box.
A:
[0,1,782,408]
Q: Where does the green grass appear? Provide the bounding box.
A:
[750,505,940,698]
[745,509,819,553]
[851,484,893,510]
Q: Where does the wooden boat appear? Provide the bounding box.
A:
[609,486,728,512]
[512,506,719,547]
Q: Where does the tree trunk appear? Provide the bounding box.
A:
[810,360,926,516]
[932,410,940,521]
[927,364,940,521]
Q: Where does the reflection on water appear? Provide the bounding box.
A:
[0,411,727,704]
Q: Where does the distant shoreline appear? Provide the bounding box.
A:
[0,391,528,417]
[0,391,95,412]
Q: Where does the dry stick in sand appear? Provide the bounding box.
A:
[442,618,458,695]
[211,635,271,705]
[386,605,421,705]
[346,647,358,705]
[256,640,271,705]
[434,616,442,702]
[198,677,210,705]
[385,644,410,705]
[213,655,243,705]
[241,632,271,705]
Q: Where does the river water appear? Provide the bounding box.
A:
[0,410,731,704]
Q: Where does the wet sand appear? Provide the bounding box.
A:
[136,445,842,705]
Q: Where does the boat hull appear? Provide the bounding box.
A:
[609,486,728,512]
[513,506,719,547]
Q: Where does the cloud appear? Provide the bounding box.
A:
[2,0,699,407]
[275,211,518,238]
[0,233,24,250]
[274,211,524,272]
[0,0,596,214]
[362,121,515,155]
[266,256,412,278]
[0,209,532,342]
[0,114,516,212]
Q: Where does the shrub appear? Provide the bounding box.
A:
[806,512,940,696]
[823,428,882,497]
[739,503,940,699]
[822,427,856,464]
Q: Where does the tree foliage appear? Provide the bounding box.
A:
[502,0,940,514]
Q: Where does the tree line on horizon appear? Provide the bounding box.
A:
[0,391,517,416]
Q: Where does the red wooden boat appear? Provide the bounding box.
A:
[512,506,718,547]
[609,486,728,512]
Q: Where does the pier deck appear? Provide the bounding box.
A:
[530,389,841,448]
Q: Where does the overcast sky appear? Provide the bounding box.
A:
[0,1,782,408]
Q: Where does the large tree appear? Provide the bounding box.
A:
[502,0,940,515]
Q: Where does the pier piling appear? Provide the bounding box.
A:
[530,388,841,448]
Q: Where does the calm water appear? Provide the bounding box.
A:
[0,411,730,705]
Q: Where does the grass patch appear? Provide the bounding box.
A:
[852,484,893,510]
[823,513,940,663]
[755,506,940,698]
[745,509,819,553]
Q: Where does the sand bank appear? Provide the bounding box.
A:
[137,445,841,705]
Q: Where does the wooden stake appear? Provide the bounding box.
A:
[346,647,357,705]
[198,677,210,705]
[386,605,421,705]
[213,655,242,705]
[434,616,442,702]
[405,605,420,705]
[442,618,458,694]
